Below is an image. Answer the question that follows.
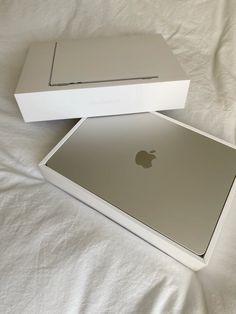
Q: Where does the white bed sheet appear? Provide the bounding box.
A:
[1,1,236,313]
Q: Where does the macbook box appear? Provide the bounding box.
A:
[39,112,236,270]
[15,34,189,122]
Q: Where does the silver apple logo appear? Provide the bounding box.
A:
[135,150,156,168]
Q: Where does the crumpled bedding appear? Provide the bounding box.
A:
[1,1,236,313]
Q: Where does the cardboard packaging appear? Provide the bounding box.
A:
[39,112,236,270]
[15,34,190,122]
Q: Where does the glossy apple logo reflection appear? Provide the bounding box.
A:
[135,150,156,168]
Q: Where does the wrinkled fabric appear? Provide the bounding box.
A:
[1,1,236,313]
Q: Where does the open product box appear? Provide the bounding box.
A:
[39,112,236,270]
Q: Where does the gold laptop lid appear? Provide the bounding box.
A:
[47,113,236,255]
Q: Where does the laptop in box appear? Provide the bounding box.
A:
[40,112,236,270]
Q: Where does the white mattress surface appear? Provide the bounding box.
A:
[1,1,236,313]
